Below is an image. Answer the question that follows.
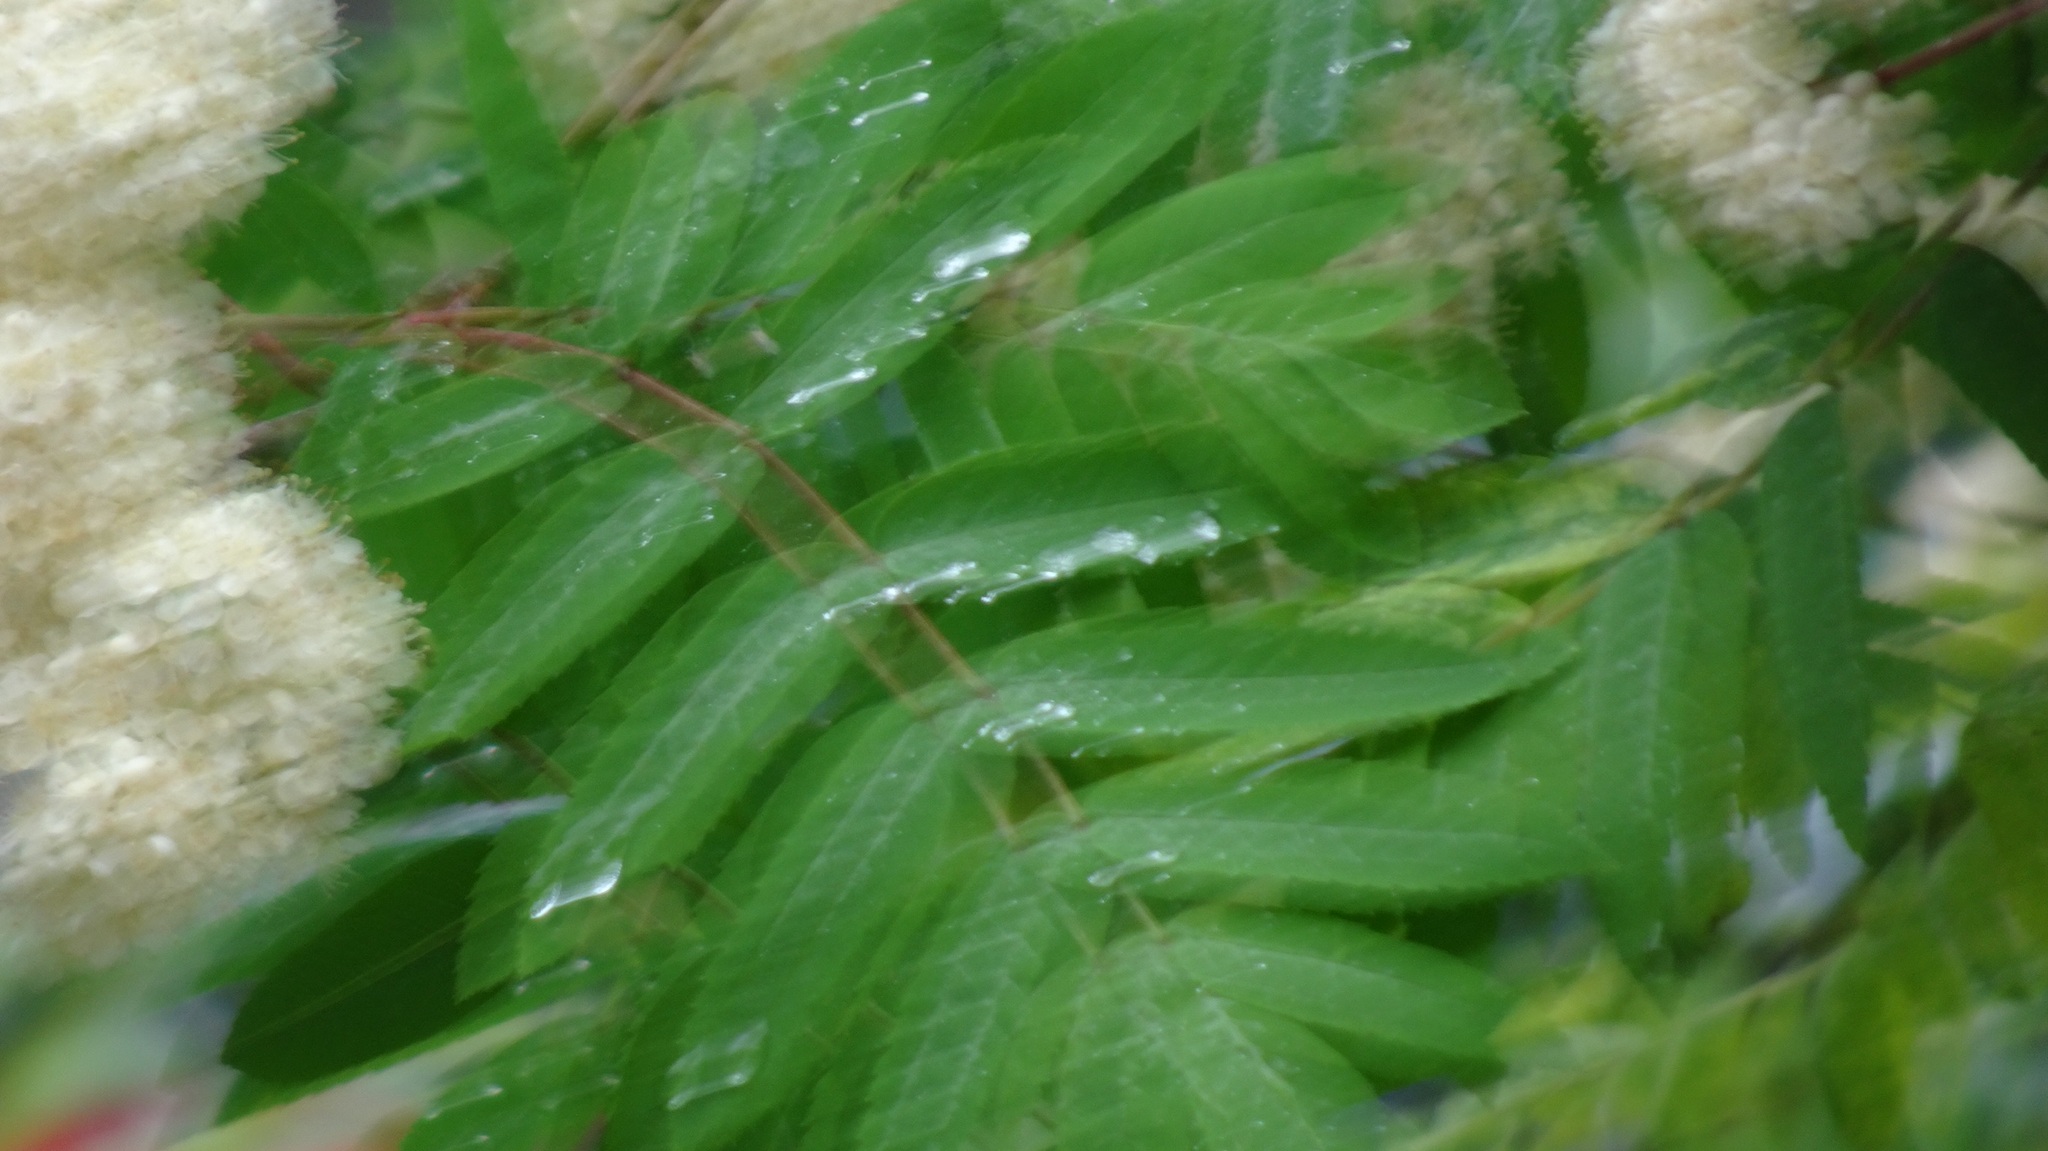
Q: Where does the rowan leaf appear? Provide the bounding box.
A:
[1165,907,1514,1074]
[1755,394,1871,850]
[585,96,756,350]
[336,370,625,520]
[402,434,758,751]
[1579,513,1750,954]
[1030,759,1594,911]
[855,855,1098,1151]
[460,0,574,273]
[662,708,1001,1149]
[960,609,1574,756]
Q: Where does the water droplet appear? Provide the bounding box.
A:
[785,364,878,407]
[976,700,1077,746]
[529,861,623,919]
[848,90,931,127]
[929,229,1033,282]
[1087,849,1179,888]
[856,58,933,92]
[1327,36,1412,75]
[666,1022,769,1110]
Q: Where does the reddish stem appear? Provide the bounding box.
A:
[245,328,329,395]
[437,325,999,698]
[1876,0,2048,88]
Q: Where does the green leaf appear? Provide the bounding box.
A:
[519,560,870,952]
[461,0,574,273]
[897,343,1011,466]
[731,145,1060,437]
[720,0,1003,294]
[940,0,1244,208]
[586,96,756,349]
[1818,860,1973,1150]
[218,948,621,1124]
[1356,459,1663,582]
[1056,943,1199,1151]
[402,433,759,751]
[402,1004,619,1151]
[1755,395,1871,850]
[1064,314,1513,466]
[734,2,1245,437]
[1580,513,1751,954]
[1311,580,1534,650]
[455,815,549,1000]
[213,168,385,311]
[982,958,1090,1147]
[855,855,1098,1151]
[1432,651,1583,798]
[1229,0,1403,162]
[1558,307,1843,449]
[1165,907,1514,1075]
[1077,149,1408,307]
[543,122,656,306]
[1958,662,2048,944]
[196,840,456,992]
[222,839,490,1084]
[1056,937,1343,1151]
[1472,0,1611,113]
[292,347,447,495]
[337,369,623,520]
[1215,1005,1380,1136]
[1032,759,1595,911]
[959,610,1575,756]
[662,708,1000,1149]
[844,431,1279,604]
[1910,244,2048,477]
[367,147,488,220]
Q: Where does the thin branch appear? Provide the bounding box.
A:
[567,0,749,142]
[434,325,1001,694]
[244,328,331,395]
[614,0,762,125]
[1875,0,2048,88]
[224,306,581,335]
[462,355,922,704]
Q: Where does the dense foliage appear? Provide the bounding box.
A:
[14,0,2048,1146]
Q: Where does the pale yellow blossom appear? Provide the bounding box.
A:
[1349,60,1575,319]
[0,0,339,282]
[0,0,422,968]
[1577,0,1942,278]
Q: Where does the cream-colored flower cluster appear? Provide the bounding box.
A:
[0,0,419,968]
[1348,60,1576,322]
[1576,0,1943,279]
[0,0,338,287]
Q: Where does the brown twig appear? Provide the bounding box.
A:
[461,355,921,703]
[565,0,742,143]
[1876,0,2048,88]
[434,325,1001,694]
[244,328,331,395]
[613,0,760,125]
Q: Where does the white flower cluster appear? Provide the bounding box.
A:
[0,0,338,286]
[1347,60,1575,321]
[1577,0,1943,279]
[0,0,419,968]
